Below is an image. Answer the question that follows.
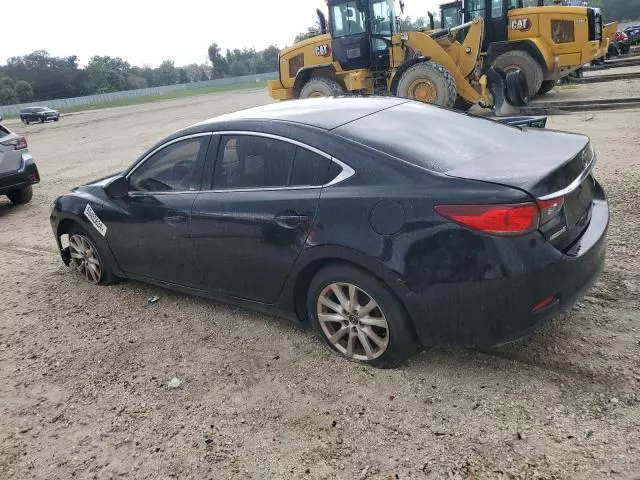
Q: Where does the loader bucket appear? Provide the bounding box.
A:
[487,68,529,116]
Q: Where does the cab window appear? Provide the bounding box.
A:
[331,1,366,37]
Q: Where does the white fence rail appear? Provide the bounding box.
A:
[0,72,277,117]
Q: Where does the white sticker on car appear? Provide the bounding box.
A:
[84,204,107,237]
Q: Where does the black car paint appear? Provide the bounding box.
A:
[50,99,608,348]
[20,107,60,124]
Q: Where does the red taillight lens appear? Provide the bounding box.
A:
[537,196,564,225]
[1,136,27,150]
[434,203,540,236]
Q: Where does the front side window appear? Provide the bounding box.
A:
[371,0,395,36]
[331,1,366,37]
[129,137,206,192]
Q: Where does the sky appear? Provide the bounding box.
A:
[0,0,442,68]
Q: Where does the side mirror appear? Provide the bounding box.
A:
[104,175,129,198]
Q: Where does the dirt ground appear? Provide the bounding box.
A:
[1,85,639,480]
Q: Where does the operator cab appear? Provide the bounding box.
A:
[440,1,525,49]
[327,0,396,72]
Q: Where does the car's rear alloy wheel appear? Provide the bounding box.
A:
[317,282,390,361]
[308,265,418,368]
[68,234,104,284]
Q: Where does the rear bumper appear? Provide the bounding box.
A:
[403,188,609,348]
[0,153,40,194]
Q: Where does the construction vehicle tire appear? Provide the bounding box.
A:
[396,62,457,109]
[504,70,529,106]
[537,80,556,96]
[299,77,344,98]
[492,50,543,99]
[453,96,474,111]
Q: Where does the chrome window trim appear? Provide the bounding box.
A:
[125,132,213,180]
[123,130,355,196]
[538,152,597,201]
[202,130,355,193]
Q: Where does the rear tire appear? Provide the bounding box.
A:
[537,80,556,96]
[6,186,33,205]
[299,77,345,99]
[396,62,457,109]
[23,118,29,125]
[307,264,418,368]
[492,50,544,99]
[67,225,120,286]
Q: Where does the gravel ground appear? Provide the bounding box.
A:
[1,86,639,480]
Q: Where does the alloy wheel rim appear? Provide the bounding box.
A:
[68,234,103,284]
[316,282,390,361]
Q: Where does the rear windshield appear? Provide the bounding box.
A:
[332,101,519,173]
[0,124,10,139]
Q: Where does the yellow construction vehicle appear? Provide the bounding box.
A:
[438,0,610,97]
[268,0,528,113]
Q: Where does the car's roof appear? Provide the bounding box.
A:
[197,97,409,131]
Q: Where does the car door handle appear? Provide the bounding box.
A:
[274,213,310,229]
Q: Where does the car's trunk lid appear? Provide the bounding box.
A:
[444,128,596,251]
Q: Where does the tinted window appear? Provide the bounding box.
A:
[214,135,295,189]
[491,0,504,18]
[466,0,485,19]
[129,137,206,192]
[290,148,331,186]
[331,1,366,37]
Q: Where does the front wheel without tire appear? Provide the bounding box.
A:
[6,185,33,204]
[396,62,457,109]
[299,77,345,99]
[67,226,119,285]
[307,265,418,368]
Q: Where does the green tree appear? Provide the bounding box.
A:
[85,56,131,93]
[0,76,15,88]
[126,74,148,90]
[156,60,178,85]
[199,68,210,81]
[229,60,248,77]
[178,68,189,84]
[208,43,228,78]
[14,80,34,101]
[0,87,17,105]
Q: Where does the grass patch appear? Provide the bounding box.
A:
[60,81,267,114]
[556,84,580,90]
[2,81,268,119]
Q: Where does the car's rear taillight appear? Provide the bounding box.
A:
[1,136,27,150]
[434,203,540,236]
[537,196,564,225]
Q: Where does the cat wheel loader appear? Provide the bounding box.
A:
[439,0,609,98]
[268,0,529,114]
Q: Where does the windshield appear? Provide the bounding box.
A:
[331,1,366,37]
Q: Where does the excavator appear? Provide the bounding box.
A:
[268,0,529,114]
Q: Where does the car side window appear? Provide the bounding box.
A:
[213,135,296,189]
[129,137,206,193]
[290,147,331,187]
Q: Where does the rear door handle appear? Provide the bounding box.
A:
[274,212,310,229]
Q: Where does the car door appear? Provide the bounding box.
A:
[105,133,211,286]
[190,133,332,303]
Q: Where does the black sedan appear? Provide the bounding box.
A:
[20,106,60,125]
[50,98,608,367]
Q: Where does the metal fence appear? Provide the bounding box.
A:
[0,72,277,117]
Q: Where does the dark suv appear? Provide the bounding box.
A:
[20,106,60,125]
